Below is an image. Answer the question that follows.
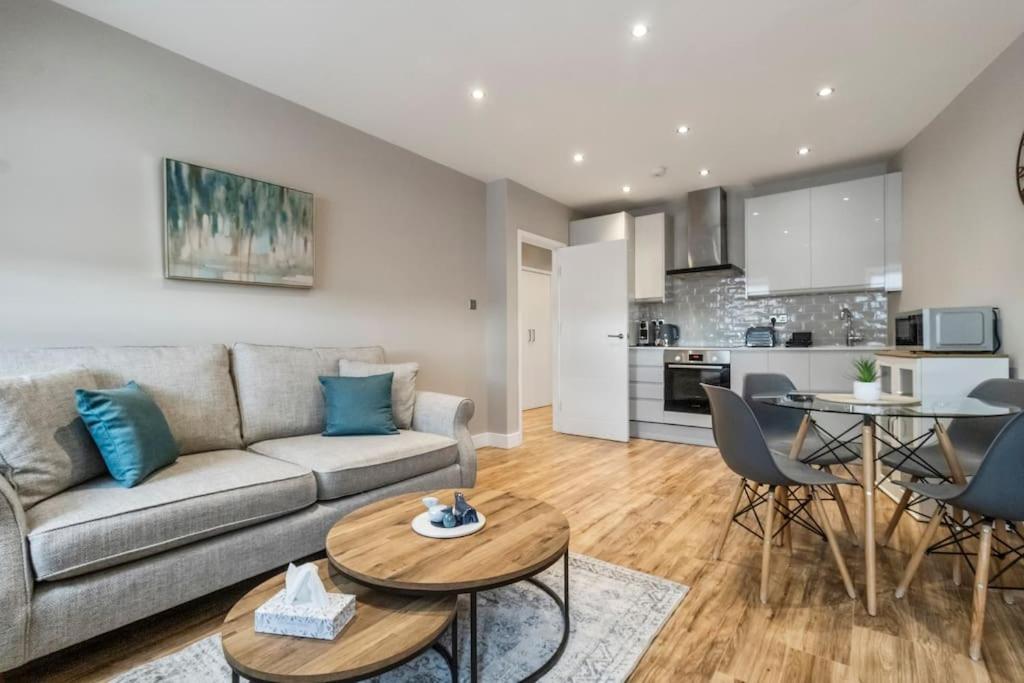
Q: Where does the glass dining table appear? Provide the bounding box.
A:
[752,393,1021,616]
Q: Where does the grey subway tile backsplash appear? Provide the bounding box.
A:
[633,272,888,347]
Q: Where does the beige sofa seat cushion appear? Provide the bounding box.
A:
[26,450,316,581]
[232,344,386,444]
[0,346,242,454]
[0,367,106,509]
[249,431,458,500]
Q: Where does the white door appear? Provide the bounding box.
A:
[744,189,811,295]
[521,269,552,409]
[810,176,885,290]
[555,239,629,442]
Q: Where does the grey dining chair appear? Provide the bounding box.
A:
[703,384,858,604]
[878,378,1024,547]
[893,411,1024,661]
[880,379,1024,480]
[742,373,861,546]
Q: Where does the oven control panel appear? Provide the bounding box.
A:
[663,349,731,365]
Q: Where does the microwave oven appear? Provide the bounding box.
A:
[894,307,999,353]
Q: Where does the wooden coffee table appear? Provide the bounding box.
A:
[326,489,571,683]
[221,559,457,682]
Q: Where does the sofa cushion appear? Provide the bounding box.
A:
[339,359,419,429]
[232,343,385,444]
[0,346,242,455]
[0,367,106,509]
[249,430,458,500]
[26,450,316,581]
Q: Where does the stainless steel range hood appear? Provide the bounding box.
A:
[667,186,741,275]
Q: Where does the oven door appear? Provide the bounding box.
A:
[664,363,731,414]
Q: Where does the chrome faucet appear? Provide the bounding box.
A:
[839,307,864,346]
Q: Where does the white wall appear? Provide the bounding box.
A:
[895,33,1024,375]
[485,179,570,436]
[0,0,489,429]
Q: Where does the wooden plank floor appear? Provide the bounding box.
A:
[10,406,1024,682]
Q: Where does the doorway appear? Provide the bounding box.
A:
[517,230,564,436]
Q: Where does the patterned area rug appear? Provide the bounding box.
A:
[111,553,687,682]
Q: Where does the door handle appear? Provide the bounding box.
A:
[608,333,624,339]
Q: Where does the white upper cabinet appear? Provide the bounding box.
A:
[744,173,899,296]
[744,189,811,296]
[569,212,632,246]
[633,213,666,302]
[810,176,885,291]
[884,172,903,292]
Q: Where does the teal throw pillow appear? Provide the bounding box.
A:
[75,381,179,487]
[320,373,399,436]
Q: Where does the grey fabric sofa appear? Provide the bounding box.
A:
[0,343,476,671]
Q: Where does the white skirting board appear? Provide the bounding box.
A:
[472,432,523,449]
[630,421,716,447]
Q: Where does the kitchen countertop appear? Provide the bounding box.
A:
[630,345,892,353]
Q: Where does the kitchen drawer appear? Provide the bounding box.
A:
[630,398,664,422]
[630,382,663,400]
[661,411,713,428]
[629,366,663,383]
[629,349,664,366]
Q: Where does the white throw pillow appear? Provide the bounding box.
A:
[0,366,106,508]
[338,360,419,429]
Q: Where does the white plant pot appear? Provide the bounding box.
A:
[853,380,882,402]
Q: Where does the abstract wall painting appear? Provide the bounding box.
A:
[164,159,314,288]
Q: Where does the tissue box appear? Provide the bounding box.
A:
[254,589,356,640]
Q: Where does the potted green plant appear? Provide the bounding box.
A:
[851,357,881,402]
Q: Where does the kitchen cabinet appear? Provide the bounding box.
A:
[730,350,769,396]
[744,173,900,296]
[629,348,664,424]
[744,190,811,296]
[768,352,810,389]
[810,176,885,291]
[884,172,903,292]
[633,213,667,302]
[569,212,633,246]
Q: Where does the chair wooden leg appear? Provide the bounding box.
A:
[895,506,946,598]
[952,507,965,586]
[781,488,793,551]
[829,480,859,547]
[969,521,995,661]
[811,487,857,599]
[996,522,1016,605]
[713,477,747,561]
[880,477,918,547]
[760,485,778,604]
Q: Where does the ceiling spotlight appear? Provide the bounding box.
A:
[676,125,690,135]
[798,146,811,156]
[632,23,649,38]
[470,88,485,100]
[572,152,585,164]
[622,185,632,194]
[843,196,850,201]
[699,168,710,177]
[817,86,835,98]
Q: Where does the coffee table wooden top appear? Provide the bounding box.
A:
[327,489,570,593]
[221,559,456,683]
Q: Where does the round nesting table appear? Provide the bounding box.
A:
[221,559,457,683]
[327,489,571,683]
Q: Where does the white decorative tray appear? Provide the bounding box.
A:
[411,510,487,539]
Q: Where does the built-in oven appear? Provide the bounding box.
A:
[664,349,731,414]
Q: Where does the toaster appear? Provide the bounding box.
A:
[745,326,776,348]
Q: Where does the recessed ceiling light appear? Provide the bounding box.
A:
[699,168,710,177]
[752,212,760,216]
[572,152,585,164]
[470,88,485,100]
[676,125,690,135]
[798,146,811,156]
[817,86,835,98]
[622,185,632,194]
[843,196,850,201]
[632,23,648,38]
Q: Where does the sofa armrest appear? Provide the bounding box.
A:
[0,475,32,671]
[411,391,477,486]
